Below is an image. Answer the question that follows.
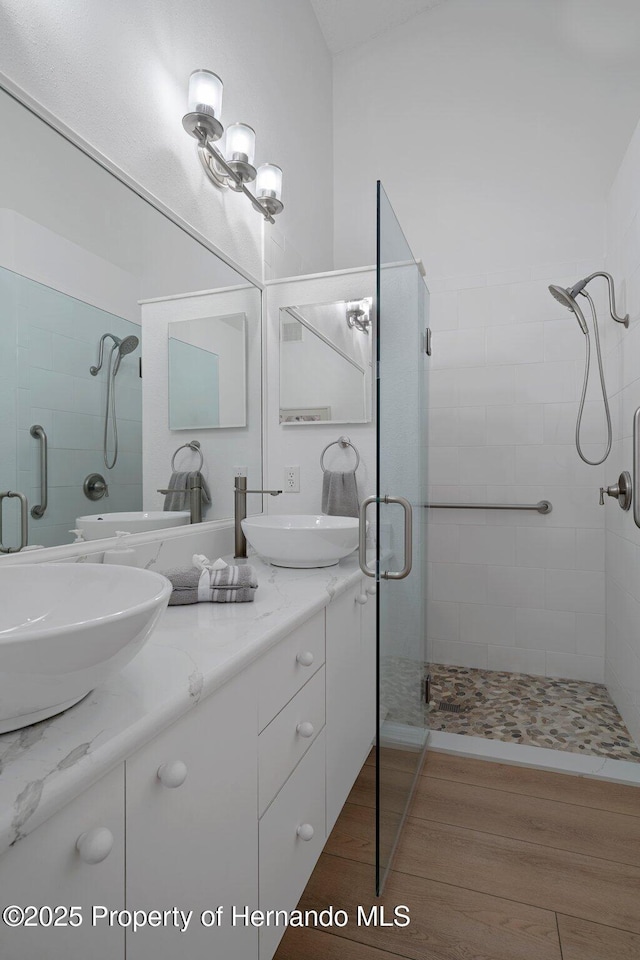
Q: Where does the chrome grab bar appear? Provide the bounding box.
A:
[426,500,552,514]
[359,494,413,581]
[30,424,48,519]
[633,408,640,529]
[0,490,28,553]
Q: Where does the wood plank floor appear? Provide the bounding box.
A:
[275,751,640,960]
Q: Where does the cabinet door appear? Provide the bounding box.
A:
[0,765,125,960]
[326,582,375,831]
[126,674,259,960]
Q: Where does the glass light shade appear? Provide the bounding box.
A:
[188,69,223,119]
[256,163,283,201]
[225,123,256,164]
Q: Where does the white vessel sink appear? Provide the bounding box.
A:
[242,514,360,568]
[76,511,190,540]
[0,564,172,733]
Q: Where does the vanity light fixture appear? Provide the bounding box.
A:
[346,299,372,334]
[182,69,284,223]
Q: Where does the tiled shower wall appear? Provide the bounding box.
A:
[427,260,608,682]
[604,114,640,744]
[1,266,142,548]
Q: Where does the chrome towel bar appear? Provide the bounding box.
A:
[426,500,552,514]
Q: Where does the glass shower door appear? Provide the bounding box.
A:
[374,183,430,894]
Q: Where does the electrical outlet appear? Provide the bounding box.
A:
[284,465,300,492]
[233,466,247,477]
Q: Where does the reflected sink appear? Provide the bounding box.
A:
[76,511,190,540]
[0,564,172,733]
[242,514,361,568]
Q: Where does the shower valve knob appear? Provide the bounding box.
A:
[599,471,632,511]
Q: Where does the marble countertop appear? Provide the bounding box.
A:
[0,554,366,858]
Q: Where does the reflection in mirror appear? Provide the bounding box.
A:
[168,314,247,429]
[0,83,260,549]
[279,298,373,424]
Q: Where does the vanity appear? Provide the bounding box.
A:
[0,550,376,959]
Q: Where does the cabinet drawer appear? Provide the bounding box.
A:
[259,666,325,816]
[258,731,326,960]
[258,610,325,731]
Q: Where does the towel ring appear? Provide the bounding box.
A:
[171,440,203,472]
[320,436,360,473]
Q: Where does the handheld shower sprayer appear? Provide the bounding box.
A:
[90,331,140,469]
[547,272,627,466]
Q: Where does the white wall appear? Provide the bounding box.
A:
[427,262,608,681]
[332,0,640,281]
[0,0,334,282]
[603,114,640,744]
[142,285,262,522]
[265,269,376,516]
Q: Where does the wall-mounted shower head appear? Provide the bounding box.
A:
[548,284,589,334]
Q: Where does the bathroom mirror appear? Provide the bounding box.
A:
[168,313,247,429]
[0,83,261,550]
[279,297,374,424]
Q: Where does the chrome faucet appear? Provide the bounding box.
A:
[234,476,282,558]
[157,475,203,524]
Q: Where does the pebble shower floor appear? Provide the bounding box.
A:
[382,660,640,762]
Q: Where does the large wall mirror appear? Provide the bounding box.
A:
[279,297,373,424]
[0,83,261,550]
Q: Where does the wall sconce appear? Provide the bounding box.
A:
[346,299,372,334]
[182,69,284,223]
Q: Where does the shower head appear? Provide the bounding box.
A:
[548,284,589,334]
[112,335,139,375]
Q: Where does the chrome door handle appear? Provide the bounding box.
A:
[30,425,48,518]
[358,494,413,581]
[634,408,640,528]
[359,495,377,578]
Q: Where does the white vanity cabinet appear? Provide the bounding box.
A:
[326,579,377,831]
[0,764,125,960]
[125,672,259,960]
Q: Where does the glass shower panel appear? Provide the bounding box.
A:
[0,266,19,552]
[376,183,430,894]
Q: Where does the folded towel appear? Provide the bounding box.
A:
[322,469,359,518]
[163,471,211,512]
[166,555,258,604]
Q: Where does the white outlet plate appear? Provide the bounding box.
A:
[284,466,300,492]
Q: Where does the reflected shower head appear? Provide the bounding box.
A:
[113,335,139,375]
[90,332,139,375]
[548,284,589,334]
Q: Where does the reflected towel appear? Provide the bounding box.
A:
[322,469,359,518]
[163,471,211,512]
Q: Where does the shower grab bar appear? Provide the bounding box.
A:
[0,490,28,553]
[30,424,48,519]
[426,500,552,514]
[633,408,640,529]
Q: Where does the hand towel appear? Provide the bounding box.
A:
[163,471,212,512]
[322,469,359,518]
[166,555,258,604]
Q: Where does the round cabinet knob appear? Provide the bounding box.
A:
[76,827,114,864]
[356,594,368,605]
[157,760,188,789]
[296,721,314,739]
[296,823,314,841]
[366,585,377,597]
[296,651,314,667]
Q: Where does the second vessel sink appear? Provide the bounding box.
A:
[0,563,172,733]
[76,511,190,540]
[241,514,361,568]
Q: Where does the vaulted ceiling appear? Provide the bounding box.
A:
[309,0,446,55]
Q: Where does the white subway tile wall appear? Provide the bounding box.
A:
[604,113,640,745]
[2,266,142,548]
[428,259,607,683]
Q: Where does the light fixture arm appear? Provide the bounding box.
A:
[197,134,275,224]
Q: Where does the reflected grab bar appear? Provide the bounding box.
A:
[30,424,48,519]
[633,408,640,529]
[426,501,552,514]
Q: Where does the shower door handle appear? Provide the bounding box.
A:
[0,490,28,553]
[633,408,640,528]
[358,494,413,581]
[30,425,48,518]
